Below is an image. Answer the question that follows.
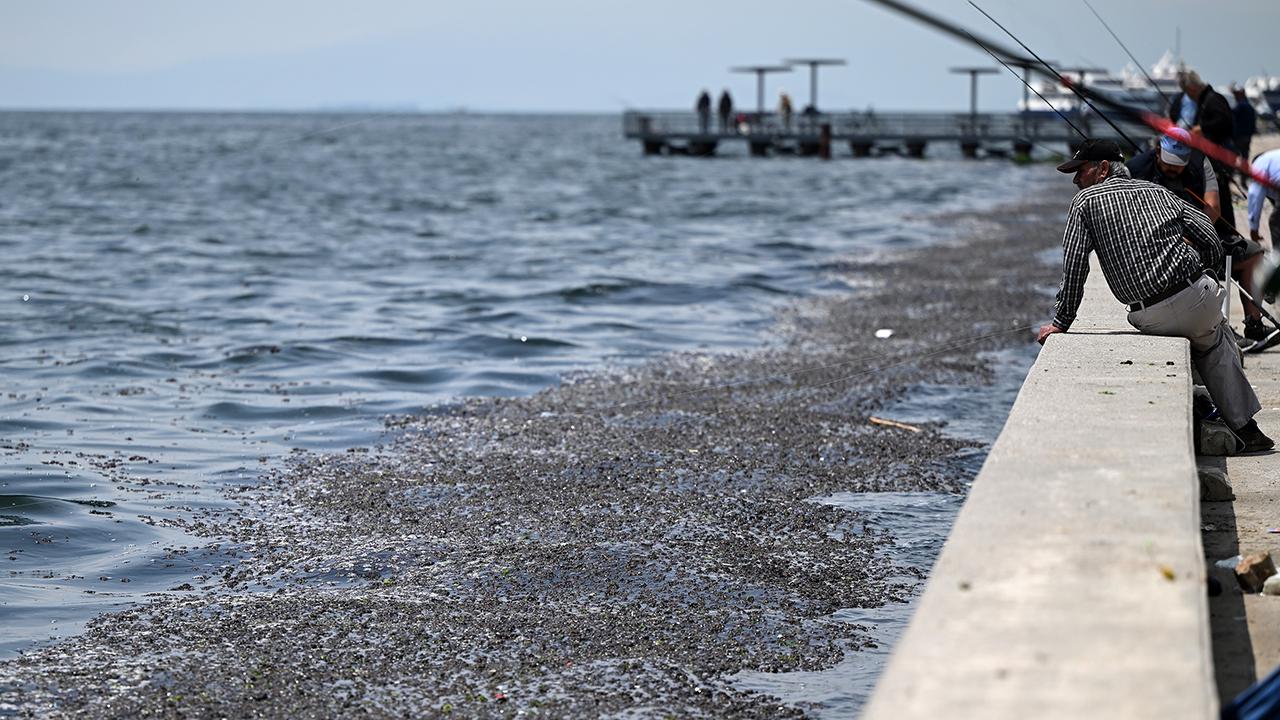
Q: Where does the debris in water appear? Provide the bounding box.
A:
[874,328,894,339]
[868,417,922,433]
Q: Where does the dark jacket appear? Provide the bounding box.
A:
[1127,148,1211,211]
[1234,100,1257,139]
[717,92,733,116]
[1194,84,1235,150]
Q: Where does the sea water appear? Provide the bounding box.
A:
[0,112,1046,665]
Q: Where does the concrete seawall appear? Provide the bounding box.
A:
[863,258,1217,718]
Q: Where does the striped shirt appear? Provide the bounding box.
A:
[1052,172,1221,330]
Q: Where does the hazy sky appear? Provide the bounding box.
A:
[1,0,1276,112]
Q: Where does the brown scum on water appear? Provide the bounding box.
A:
[0,194,1066,718]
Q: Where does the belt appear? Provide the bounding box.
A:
[1127,272,1204,312]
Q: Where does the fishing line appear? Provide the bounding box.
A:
[968,1,1144,154]
[963,29,1087,139]
[1080,0,1173,109]
[862,0,1277,190]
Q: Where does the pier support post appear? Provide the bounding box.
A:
[688,140,718,157]
[819,123,832,160]
[850,141,873,158]
[749,140,772,157]
[1013,140,1034,162]
[643,140,666,156]
[960,140,980,158]
[905,139,927,159]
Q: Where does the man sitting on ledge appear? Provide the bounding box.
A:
[1037,139,1273,453]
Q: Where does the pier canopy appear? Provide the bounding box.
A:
[730,65,794,115]
[782,58,847,112]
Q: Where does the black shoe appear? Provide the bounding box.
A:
[1235,328,1257,350]
[1245,317,1269,342]
[1234,420,1275,453]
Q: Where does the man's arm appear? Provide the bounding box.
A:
[1248,180,1266,240]
[1050,200,1093,332]
[1198,157,1221,222]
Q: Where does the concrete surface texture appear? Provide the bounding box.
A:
[1202,131,1280,705]
[863,258,1217,718]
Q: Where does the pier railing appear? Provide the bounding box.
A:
[623,109,1152,155]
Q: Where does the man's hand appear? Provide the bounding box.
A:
[1037,323,1065,345]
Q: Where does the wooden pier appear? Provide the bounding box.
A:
[623,109,1150,158]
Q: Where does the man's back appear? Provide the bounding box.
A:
[1054,172,1220,330]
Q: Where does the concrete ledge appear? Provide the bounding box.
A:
[863,259,1217,718]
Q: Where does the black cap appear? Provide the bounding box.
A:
[1056,139,1124,173]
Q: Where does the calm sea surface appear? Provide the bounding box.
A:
[0,113,1046,678]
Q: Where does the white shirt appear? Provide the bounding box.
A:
[1247,148,1280,232]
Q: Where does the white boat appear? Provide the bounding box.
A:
[1243,75,1280,124]
[1018,50,1181,117]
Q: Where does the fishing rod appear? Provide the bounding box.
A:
[1050,79,1280,191]
[966,2,1280,192]
[964,29,1086,139]
[1080,0,1173,110]
[968,1,1144,154]
[859,0,1034,67]
[1071,0,1275,207]
[860,0,1278,189]
[859,0,1146,151]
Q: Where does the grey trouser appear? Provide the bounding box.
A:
[1128,275,1261,429]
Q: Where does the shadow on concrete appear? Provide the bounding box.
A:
[1199,455,1257,704]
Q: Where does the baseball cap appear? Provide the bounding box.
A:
[1056,139,1124,172]
[1159,128,1192,167]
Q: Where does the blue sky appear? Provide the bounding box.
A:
[1,0,1276,112]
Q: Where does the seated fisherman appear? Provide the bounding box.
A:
[1038,139,1273,452]
[1128,128,1269,343]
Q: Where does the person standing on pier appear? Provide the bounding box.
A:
[1174,69,1238,235]
[778,91,793,131]
[1037,139,1273,453]
[1232,85,1258,184]
[696,90,712,134]
[718,90,734,133]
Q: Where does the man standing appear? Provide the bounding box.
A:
[695,90,712,134]
[1038,139,1272,452]
[1175,69,1238,235]
[1232,85,1258,184]
[717,89,734,133]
